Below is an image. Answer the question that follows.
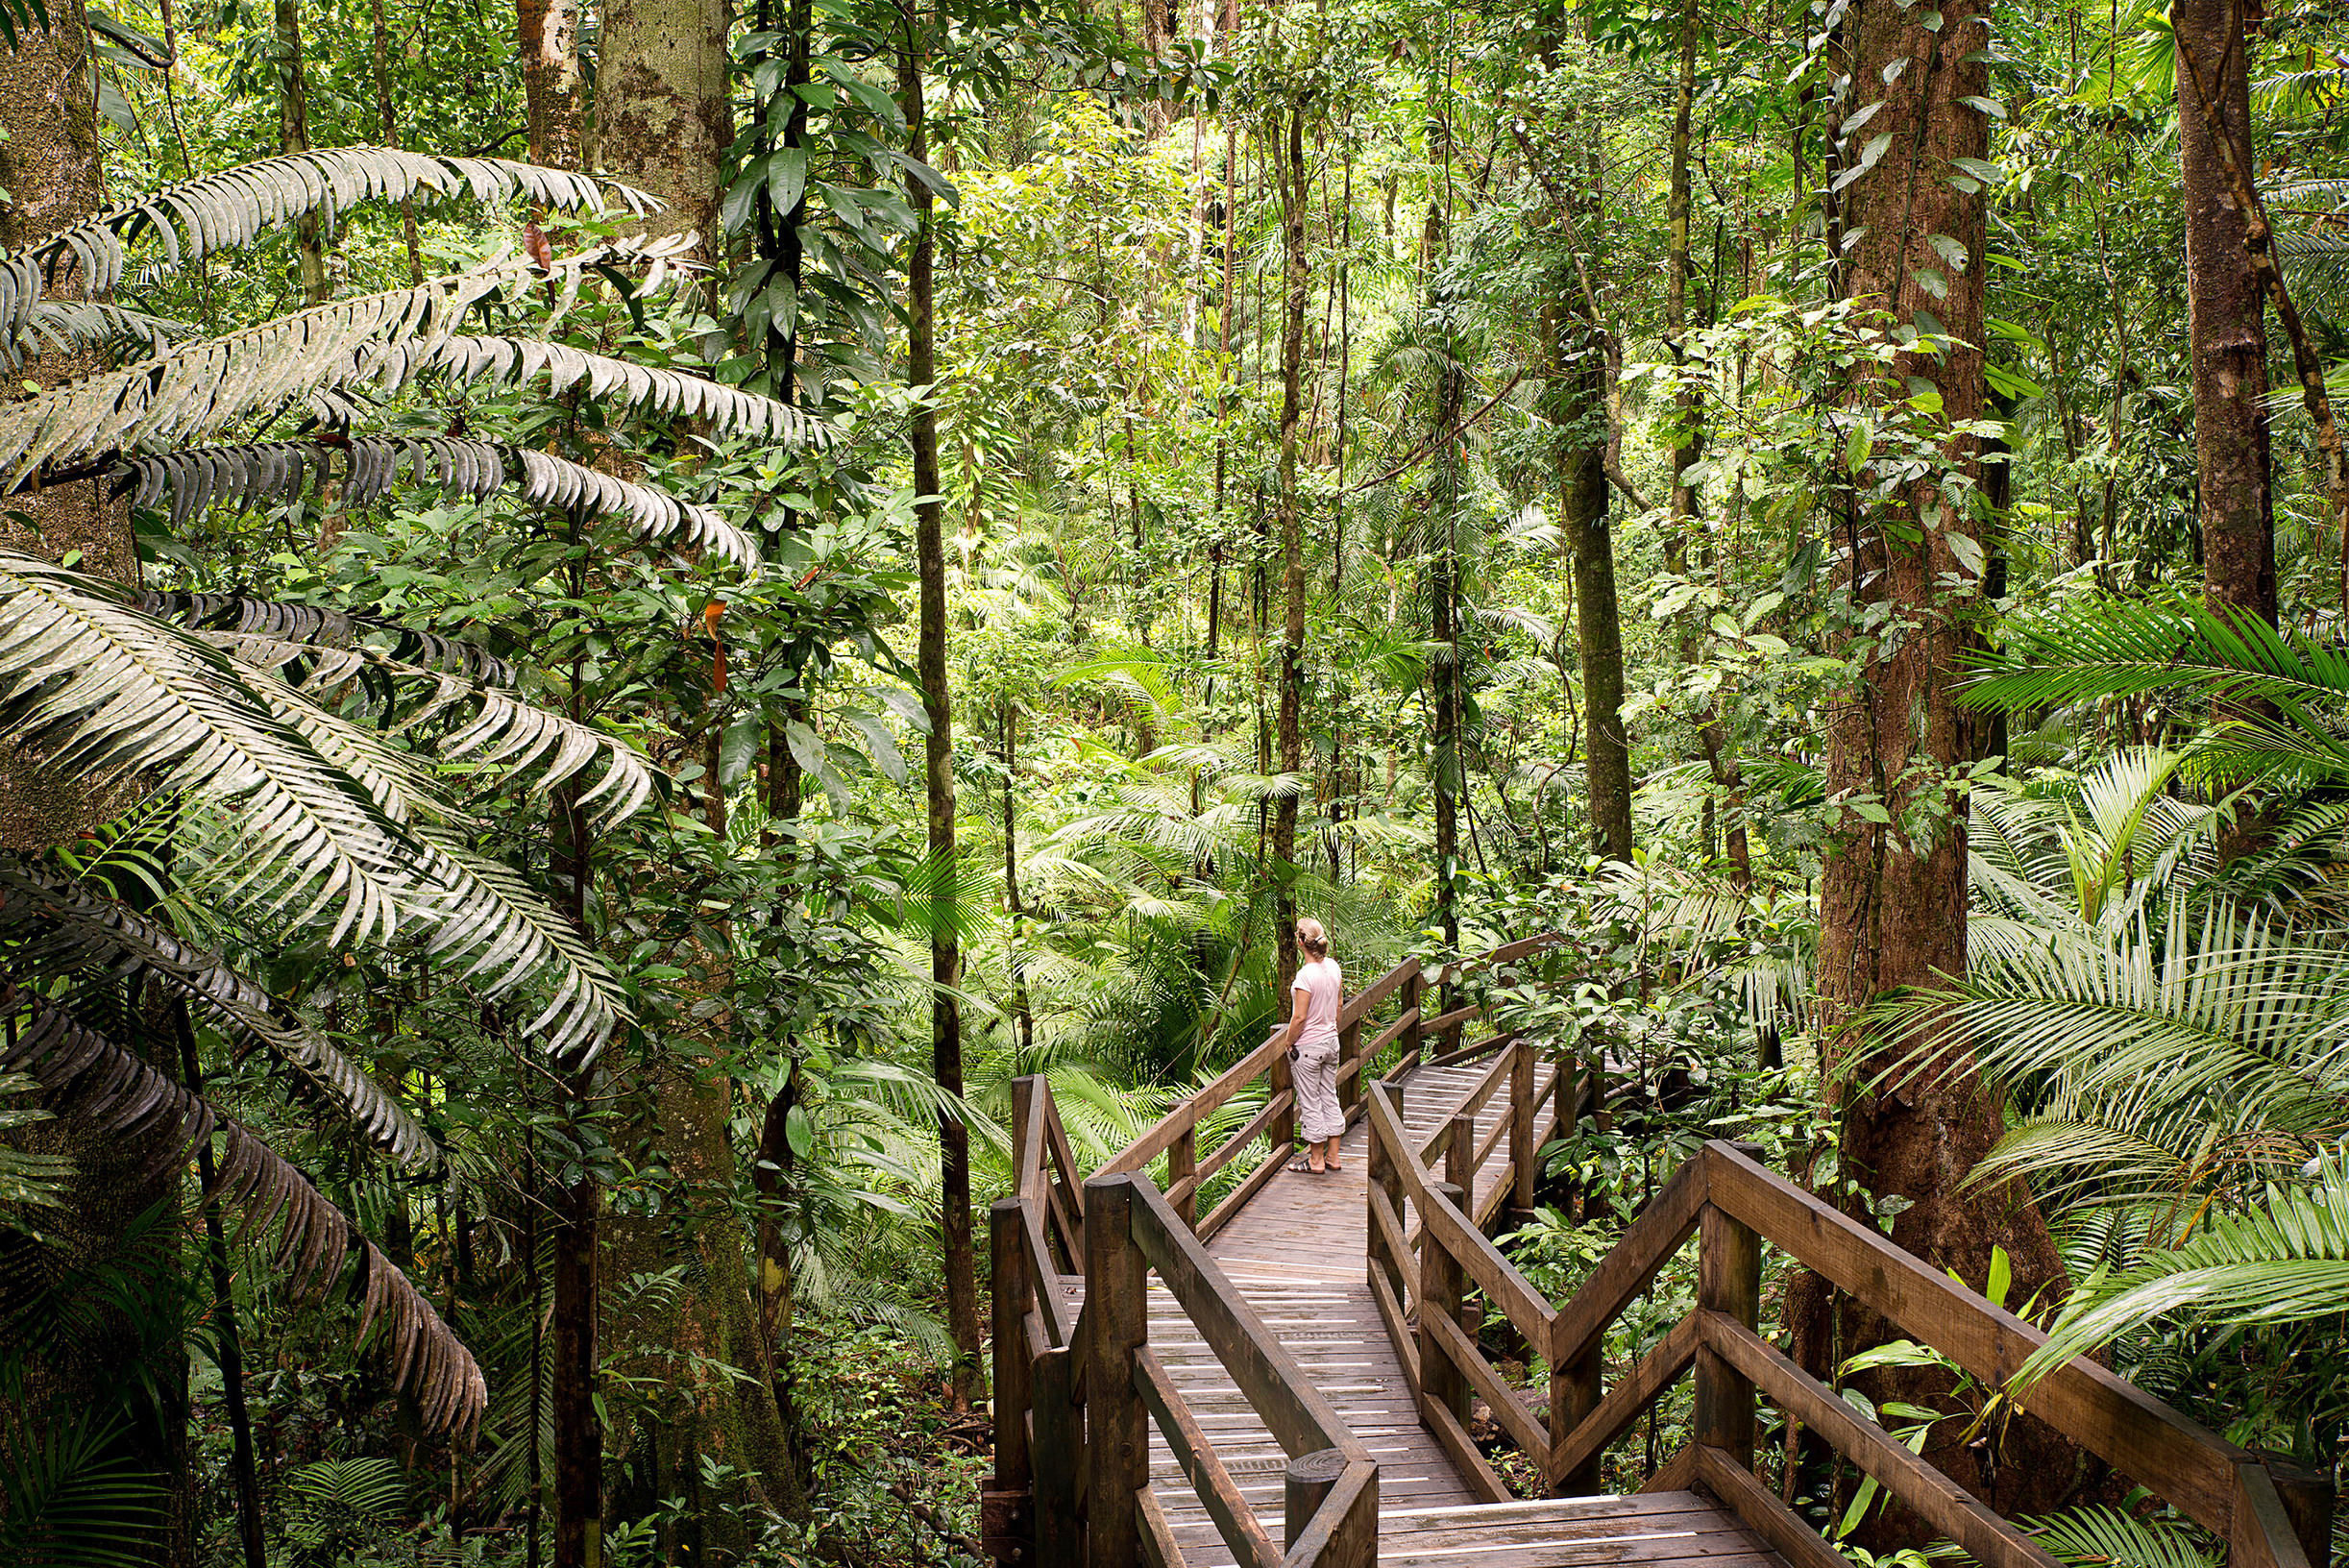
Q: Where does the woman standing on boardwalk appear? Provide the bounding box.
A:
[1278,918,1347,1173]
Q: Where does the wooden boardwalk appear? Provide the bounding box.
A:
[1139,1055,1792,1568]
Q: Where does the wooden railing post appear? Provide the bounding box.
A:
[985,1198,1033,1562]
[1012,1076,1038,1190]
[1169,1122,1198,1231]
[1420,1180,1469,1425]
[1338,1013,1363,1118]
[1444,1112,1473,1195]
[2257,1453,2337,1568]
[1546,1329,1603,1496]
[1085,1176,1149,1568]
[1402,965,1424,1069]
[1032,1344,1080,1568]
[1509,1038,1536,1213]
[1285,1448,1344,1551]
[1372,1083,1407,1306]
[1695,1201,1761,1468]
[1270,1041,1297,1157]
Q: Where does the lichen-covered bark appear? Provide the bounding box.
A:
[597,0,730,255]
[1798,0,2078,1534]
[517,0,586,169]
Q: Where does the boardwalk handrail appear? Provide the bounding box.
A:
[1360,1098,2335,1568]
[989,1073,1382,1568]
[1095,933,1572,1239]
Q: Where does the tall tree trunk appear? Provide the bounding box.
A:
[549,776,604,1568]
[897,12,982,1410]
[1556,306,1631,865]
[0,30,193,1565]
[2176,0,2276,861]
[1796,0,2075,1533]
[1422,170,1463,962]
[517,0,587,168]
[1273,104,1309,989]
[274,0,328,304]
[599,0,732,256]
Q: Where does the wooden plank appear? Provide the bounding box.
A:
[1690,1443,1847,1568]
[1367,1263,1420,1405]
[1700,1142,2244,1531]
[1035,1345,1082,1568]
[1022,1204,1075,1347]
[1138,1484,1188,1568]
[1429,1033,1516,1069]
[1549,1156,1705,1370]
[1101,1037,1286,1177]
[1340,955,1420,1029]
[1701,1311,2065,1568]
[1123,1176,1365,1461]
[1422,1387,1513,1505]
[1422,1305,1548,1458]
[1422,1002,1484,1039]
[1199,1130,1291,1242]
[1417,1176,1554,1350]
[1367,1182,1411,1297]
[1696,1207,1760,1466]
[1641,1444,1701,1496]
[1279,1457,1378,1568]
[1481,931,1565,968]
[1015,1076,1048,1204]
[2231,1462,2320,1568]
[1134,1348,1280,1568]
[1378,1523,1782,1561]
[1089,1178,1151,1568]
[1544,1311,1702,1493]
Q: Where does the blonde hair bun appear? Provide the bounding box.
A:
[1297,918,1330,958]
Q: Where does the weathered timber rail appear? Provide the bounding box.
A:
[983,937,2338,1568]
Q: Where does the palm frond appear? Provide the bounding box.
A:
[0,145,653,352]
[0,857,438,1168]
[1960,597,2349,718]
[136,591,512,684]
[4,239,829,486]
[404,831,630,1060]
[0,983,485,1431]
[0,1411,161,1568]
[2025,1505,2219,1568]
[203,623,662,829]
[14,301,190,363]
[2013,1164,2349,1393]
[119,436,758,565]
[0,553,411,945]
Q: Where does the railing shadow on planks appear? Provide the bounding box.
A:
[983,935,2337,1568]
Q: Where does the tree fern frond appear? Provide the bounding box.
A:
[0,857,438,1169]
[136,592,512,684]
[0,983,484,1431]
[200,625,662,828]
[0,145,654,351]
[14,300,190,362]
[119,437,759,566]
[403,831,630,1060]
[0,553,411,946]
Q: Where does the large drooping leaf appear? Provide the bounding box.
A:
[0,145,654,352]
[12,300,189,363]
[138,591,513,685]
[0,552,413,946]
[0,983,485,1431]
[0,857,437,1168]
[0,560,630,1056]
[2012,1164,2349,1396]
[119,435,760,566]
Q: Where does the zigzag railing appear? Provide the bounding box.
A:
[1360,1104,2338,1568]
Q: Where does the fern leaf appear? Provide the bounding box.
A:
[2014,1166,2349,1393]
[0,553,412,946]
[117,436,759,566]
[0,145,654,352]
[0,983,485,1431]
[0,857,438,1169]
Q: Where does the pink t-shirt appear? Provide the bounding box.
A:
[1292,957,1343,1046]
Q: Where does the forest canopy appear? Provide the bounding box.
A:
[0,0,2345,1559]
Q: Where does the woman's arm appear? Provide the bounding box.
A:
[1278,983,1310,1049]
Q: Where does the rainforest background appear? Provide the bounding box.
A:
[1,0,2347,1556]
